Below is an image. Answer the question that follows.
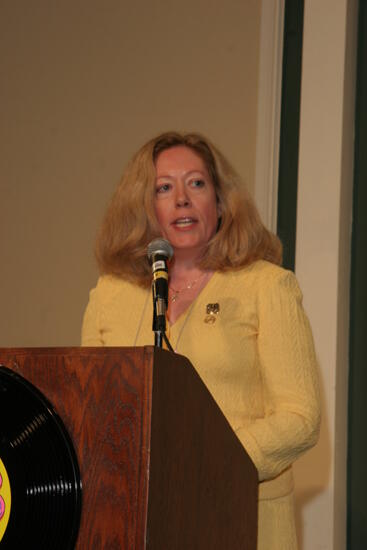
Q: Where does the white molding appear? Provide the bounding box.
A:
[294,1,358,549]
[254,0,285,232]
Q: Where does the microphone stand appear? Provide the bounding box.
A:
[153,296,165,347]
[152,295,174,352]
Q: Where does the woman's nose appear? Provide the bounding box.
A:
[175,185,191,207]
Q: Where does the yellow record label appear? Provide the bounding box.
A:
[0,457,11,541]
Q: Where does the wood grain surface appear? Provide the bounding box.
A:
[0,347,258,549]
[148,349,258,550]
[0,347,153,549]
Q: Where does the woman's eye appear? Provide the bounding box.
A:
[156,183,171,194]
[191,179,205,188]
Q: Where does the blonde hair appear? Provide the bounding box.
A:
[96,131,282,286]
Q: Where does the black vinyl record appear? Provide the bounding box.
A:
[0,366,82,549]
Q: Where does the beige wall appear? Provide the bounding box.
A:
[0,0,261,346]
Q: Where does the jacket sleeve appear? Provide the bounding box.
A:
[81,283,104,346]
[235,270,321,481]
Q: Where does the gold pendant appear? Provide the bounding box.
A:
[204,303,220,324]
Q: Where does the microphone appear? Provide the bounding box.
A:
[147,239,174,345]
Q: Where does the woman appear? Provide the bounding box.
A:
[82,131,320,549]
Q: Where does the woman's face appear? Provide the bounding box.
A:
[154,146,220,258]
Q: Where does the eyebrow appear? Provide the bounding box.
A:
[156,170,207,180]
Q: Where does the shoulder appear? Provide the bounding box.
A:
[250,260,302,298]
[220,260,297,287]
[215,261,303,307]
[89,274,148,307]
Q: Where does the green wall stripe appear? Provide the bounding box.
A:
[347,1,367,548]
[277,0,304,271]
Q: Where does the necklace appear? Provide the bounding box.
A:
[169,272,207,303]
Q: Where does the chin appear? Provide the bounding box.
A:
[171,238,201,249]
[172,242,206,255]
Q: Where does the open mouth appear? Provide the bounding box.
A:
[172,217,197,227]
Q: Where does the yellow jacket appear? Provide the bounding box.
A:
[82,260,320,549]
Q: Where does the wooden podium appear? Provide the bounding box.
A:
[0,347,258,549]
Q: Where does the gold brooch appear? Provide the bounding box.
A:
[204,303,220,324]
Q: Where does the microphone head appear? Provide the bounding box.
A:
[147,238,174,263]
